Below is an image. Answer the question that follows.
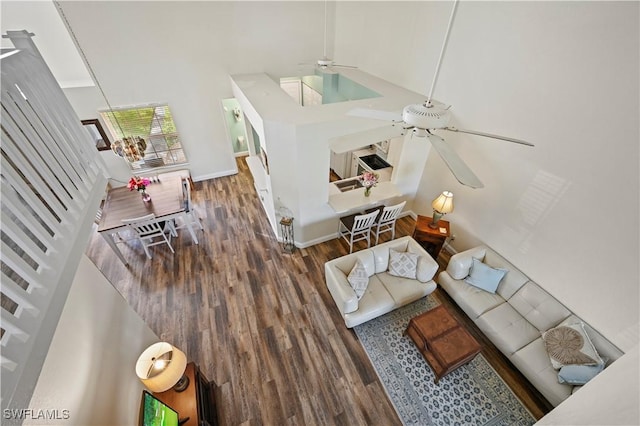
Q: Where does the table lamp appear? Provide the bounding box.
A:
[429,191,454,228]
[136,342,189,393]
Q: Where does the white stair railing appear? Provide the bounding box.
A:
[1,30,108,418]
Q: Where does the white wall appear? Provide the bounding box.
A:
[335,1,639,352]
[53,1,328,182]
[535,344,640,425]
[25,256,159,425]
[0,0,93,88]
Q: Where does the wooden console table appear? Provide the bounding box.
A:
[153,362,218,426]
[412,215,450,259]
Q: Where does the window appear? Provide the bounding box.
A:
[100,104,187,170]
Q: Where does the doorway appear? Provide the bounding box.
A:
[221,98,249,156]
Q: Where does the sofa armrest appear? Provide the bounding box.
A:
[325,262,358,315]
[406,238,439,282]
[446,246,488,280]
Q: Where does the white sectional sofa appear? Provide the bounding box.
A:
[325,236,439,328]
[438,245,623,407]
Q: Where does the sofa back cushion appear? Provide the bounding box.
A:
[371,238,410,273]
[332,250,376,277]
[508,281,571,331]
[483,249,529,299]
[562,314,624,363]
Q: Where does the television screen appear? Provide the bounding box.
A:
[139,390,179,426]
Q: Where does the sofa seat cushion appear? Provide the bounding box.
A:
[378,272,436,307]
[508,281,571,332]
[343,275,395,328]
[476,303,540,355]
[438,273,505,320]
[510,338,572,407]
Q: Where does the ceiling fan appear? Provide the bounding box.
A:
[348,0,533,189]
[299,0,357,71]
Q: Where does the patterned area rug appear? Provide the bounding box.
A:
[354,297,535,426]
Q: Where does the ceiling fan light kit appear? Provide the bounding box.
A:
[347,0,534,189]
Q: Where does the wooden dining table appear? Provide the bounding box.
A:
[97,175,199,265]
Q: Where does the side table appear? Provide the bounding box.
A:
[412,215,450,260]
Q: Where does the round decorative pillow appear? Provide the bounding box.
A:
[543,326,596,366]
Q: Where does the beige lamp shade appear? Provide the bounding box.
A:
[431,191,454,214]
[135,342,187,393]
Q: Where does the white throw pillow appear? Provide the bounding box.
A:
[347,259,369,300]
[388,249,418,279]
[464,258,507,294]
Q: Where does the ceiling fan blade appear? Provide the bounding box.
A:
[348,108,403,123]
[426,133,484,189]
[443,127,534,146]
[333,63,358,69]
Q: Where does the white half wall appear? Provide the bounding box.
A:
[25,256,159,425]
[536,344,640,425]
[335,1,639,351]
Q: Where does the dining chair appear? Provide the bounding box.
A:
[338,210,380,253]
[173,178,204,233]
[121,213,176,259]
[94,181,113,225]
[369,200,406,245]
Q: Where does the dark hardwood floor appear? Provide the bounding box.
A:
[85,158,552,425]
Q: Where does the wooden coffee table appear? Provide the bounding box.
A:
[404,305,481,383]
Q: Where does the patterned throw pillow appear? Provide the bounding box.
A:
[542,322,603,369]
[347,259,369,300]
[388,249,419,279]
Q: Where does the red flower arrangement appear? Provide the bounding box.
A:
[127,176,151,192]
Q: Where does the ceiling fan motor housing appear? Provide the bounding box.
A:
[317,58,333,68]
[402,101,451,130]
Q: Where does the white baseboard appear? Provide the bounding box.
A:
[294,210,419,249]
[294,233,341,249]
[403,210,418,220]
[193,168,238,182]
[443,241,457,255]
